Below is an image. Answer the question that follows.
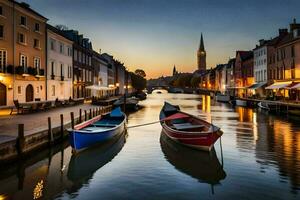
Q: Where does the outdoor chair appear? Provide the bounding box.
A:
[11,100,32,114]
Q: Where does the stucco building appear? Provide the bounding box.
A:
[0,0,47,106]
[46,24,73,100]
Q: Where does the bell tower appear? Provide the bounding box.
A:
[197,33,206,71]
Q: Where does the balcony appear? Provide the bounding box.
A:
[0,65,14,74]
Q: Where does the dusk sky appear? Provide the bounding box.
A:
[22,0,300,78]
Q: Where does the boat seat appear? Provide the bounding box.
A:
[92,124,116,127]
[173,123,204,130]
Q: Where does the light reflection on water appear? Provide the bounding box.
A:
[0,93,299,200]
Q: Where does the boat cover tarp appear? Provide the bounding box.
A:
[265,82,292,89]
[163,113,190,121]
[247,82,267,89]
[110,107,123,117]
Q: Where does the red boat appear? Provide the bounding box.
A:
[159,102,222,151]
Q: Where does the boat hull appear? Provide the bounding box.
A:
[236,99,247,107]
[161,126,221,151]
[216,94,230,102]
[159,102,222,151]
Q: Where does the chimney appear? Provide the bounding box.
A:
[290,18,300,32]
[259,39,265,46]
[279,28,288,36]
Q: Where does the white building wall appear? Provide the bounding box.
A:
[254,46,267,83]
[47,30,73,100]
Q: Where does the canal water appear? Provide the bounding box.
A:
[0,92,300,200]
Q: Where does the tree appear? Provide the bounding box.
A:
[130,72,147,91]
[135,69,146,78]
[55,24,69,31]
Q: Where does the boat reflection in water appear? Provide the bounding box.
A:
[160,132,226,188]
[67,132,126,190]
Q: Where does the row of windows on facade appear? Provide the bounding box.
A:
[17,85,42,96]
[269,46,295,64]
[50,38,72,56]
[0,49,41,69]
[268,68,298,80]
[74,49,92,66]
[255,69,267,82]
[74,69,92,82]
[254,48,266,58]
[254,58,267,66]
[50,61,72,78]
[0,5,41,32]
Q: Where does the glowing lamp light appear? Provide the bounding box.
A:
[0,75,3,82]
[108,84,114,88]
[8,84,12,89]
[116,83,120,87]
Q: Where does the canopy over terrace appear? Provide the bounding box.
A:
[247,82,267,90]
[289,83,300,89]
[86,85,115,97]
[265,81,292,90]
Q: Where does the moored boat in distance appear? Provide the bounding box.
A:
[159,102,222,151]
[258,101,277,112]
[113,97,139,111]
[68,107,126,153]
[216,94,230,103]
[235,99,247,107]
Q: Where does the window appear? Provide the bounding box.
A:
[18,33,26,44]
[0,25,3,38]
[34,57,40,70]
[291,46,295,58]
[59,43,64,54]
[20,54,27,68]
[0,50,7,70]
[67,47,72,56]
[34,39,40,48]
[74,49,77,61]
[60,63,64,76]
[34,23,40,32]
[18,86,22,95]
[36,86,39,94]
[68,65,72,78]
[0,6,3,16]
[50,39,55,51]
[20,16,26,26]
[51,61,55,75]
[51,85,55,96]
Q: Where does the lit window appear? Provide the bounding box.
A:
[18,86,22,95]
[34,57,40,70]
[51,85,55,96]
[20,54,27,68]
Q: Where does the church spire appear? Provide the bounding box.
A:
[199,33,205,51]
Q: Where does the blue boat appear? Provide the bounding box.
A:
[68,107,126,152]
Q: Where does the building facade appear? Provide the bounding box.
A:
[46,24,73,100]
[0,0,47,106]
[63,30,93,99]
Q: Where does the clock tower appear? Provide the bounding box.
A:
[197,33,206,71]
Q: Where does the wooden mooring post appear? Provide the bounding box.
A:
[89,109,92,119]
[85,110,87,121]
[70,112,74,129]
[48,117,54,145]
[79,109,82,123]
[17,124,25,157]
[60,114,64,139]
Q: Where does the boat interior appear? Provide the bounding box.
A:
[80,115,125,132]
[165,115,210,133]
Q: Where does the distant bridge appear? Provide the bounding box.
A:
[146,85,169,94]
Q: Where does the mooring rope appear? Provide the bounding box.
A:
[127,120,162,129]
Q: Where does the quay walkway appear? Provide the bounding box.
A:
[0,103,100,139]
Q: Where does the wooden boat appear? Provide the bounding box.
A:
[235,99,247,107]
[159,102,222,151]
[258,102,277,112]
[113,97,139,111]
[160,133,226,185]
[68,107,126,152]
[216,94,230,103]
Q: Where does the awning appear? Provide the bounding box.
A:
[247,82,267,89]
[86,85,111,90]
[265,81,292,90]
[289,83,300,89]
